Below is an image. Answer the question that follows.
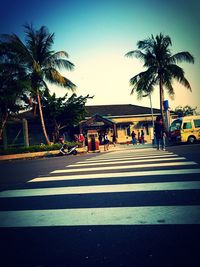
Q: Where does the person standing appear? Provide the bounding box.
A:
[98,132,103,145]
[141,129,145,144]
[154,116,166,150]
[78,133,85,147]
[104,132,110,151]
[131,130,137,145]
[137,131,141,144]
[112,132,117,147]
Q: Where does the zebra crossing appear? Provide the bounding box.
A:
[0,147,200,227]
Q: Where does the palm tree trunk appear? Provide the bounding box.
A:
[36,90,50,145]
[33,103,37,117]
[0,113,8,141]
[159,77,164,119]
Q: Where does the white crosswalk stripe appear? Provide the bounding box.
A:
[1,206,199,227]
[28,168,200,183]
[68,156,186,167]
[51,161,197,174]
[0,147,200,227]
[86,151,174,160]
[1,181,200,198]
[75,153,178,164]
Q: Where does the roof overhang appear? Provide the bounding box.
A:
[80,113,115,127]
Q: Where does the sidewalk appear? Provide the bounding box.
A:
[0,143,154,161]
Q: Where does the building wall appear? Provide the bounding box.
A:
[108,115,158,144]
[80,111,174,145]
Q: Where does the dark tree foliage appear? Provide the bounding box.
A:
[125,33,194,119]
[0,43,31,139]
[174,105,197,117]
[0,24,76,144]
[42,92,92,142]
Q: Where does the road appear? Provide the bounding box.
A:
[0,144,200,267]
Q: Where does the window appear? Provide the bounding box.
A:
[170,119,182,131]
[183,122,192,129]
[127,127,131,136]
[194,119,200,128]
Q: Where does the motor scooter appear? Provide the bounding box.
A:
[58,143,78,156]
[58,138,78,156]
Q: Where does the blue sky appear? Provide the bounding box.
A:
[1,0,199,110]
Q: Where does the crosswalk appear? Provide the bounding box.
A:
[0,147,200,227]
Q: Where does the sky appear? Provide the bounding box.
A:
[1,0,200,111]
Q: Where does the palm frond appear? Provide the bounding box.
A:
[55,59,75,70]
[177,76,192,91]
[0,33,33,64]
[23,23,55,64]
[129,69,156,98]
[44,68,76,91]
[129,73,144,96]
[53,51,69,58]
[156,33,172,49]
[125,50,146,60]
[170,52,195,64]
[46,54,75,71]
[167,64,192,91]
[40,32,55,61]
[0,34,13,43]
[143,51,157,68]
[41,80,50,92]
[40,27,54,50]
[129,73,142,87]
[23,23,37,56]
[164,78,175,99]
[137,38,154,50]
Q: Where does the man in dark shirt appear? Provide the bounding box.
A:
[154,116,166,150]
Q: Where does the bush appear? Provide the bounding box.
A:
[0,141,77,155]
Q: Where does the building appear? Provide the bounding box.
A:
[80,104,161,143]
[1,104,167,149]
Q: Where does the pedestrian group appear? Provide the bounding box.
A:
[69,115,168,152]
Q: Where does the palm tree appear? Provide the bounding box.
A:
[0,24,76,145]
[0,42,31,139]
[125,33,194,119]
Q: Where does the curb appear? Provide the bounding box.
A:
[0,148,88,161]
[0,150,60,161]
[0,143,154,161]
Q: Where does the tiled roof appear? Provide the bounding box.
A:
[85,104,160,117]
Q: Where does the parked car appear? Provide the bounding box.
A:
[169,115,200,144]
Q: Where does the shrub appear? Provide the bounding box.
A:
[0,141,77,155]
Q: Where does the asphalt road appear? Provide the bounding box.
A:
[167,143,200,165]
[0,143,200,187]
[0,153,92,190]
[0,144,200,267]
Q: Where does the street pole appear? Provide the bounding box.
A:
[149,93,155,145]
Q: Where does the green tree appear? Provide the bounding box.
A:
[0,43,30,139]
[0,24,76,145]
[42,92,92,141]
[125,33,194,118]
[174,105,197,117]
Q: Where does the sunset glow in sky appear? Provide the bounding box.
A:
[1,0,199,111]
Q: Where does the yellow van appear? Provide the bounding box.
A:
[169,115,200,144]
